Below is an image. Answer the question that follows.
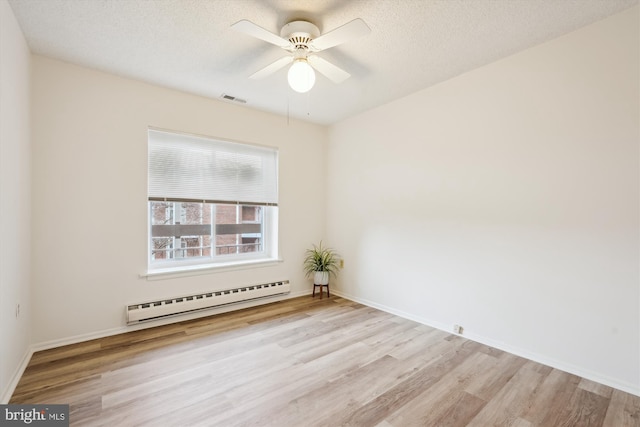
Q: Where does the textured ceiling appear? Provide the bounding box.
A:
[8,0,638,125]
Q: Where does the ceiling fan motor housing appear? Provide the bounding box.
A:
[280,20,320,50]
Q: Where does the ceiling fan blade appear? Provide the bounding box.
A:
[310,18,371,51]
[231,20,293,49]
[308,55,350,84]
[249,56,293,80]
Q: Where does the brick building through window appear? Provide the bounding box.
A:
[151,202,264,261]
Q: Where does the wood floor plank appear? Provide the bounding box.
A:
[278,354,405,427]
[385,349,492,426]
[9,296,640,427]
[27,341,102,366]
[603,389,640,427]
[579,378,615,398]
[211,341,379,425]
[465,351,528,401]
[553,388,610,427]
[429,391,487,427]
[465,360,545,426]
[519,368,575,425]
[336,340,482,426]
[538,371,583,426]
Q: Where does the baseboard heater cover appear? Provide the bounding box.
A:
[126,280,290,324]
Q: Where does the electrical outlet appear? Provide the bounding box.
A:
[16,303,20,319]
[453,324,463,334]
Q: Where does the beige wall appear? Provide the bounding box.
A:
[30,56,327,345]
[0,0,32,403]
[327,6,639,394]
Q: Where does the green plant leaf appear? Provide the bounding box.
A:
[302,241,340,278]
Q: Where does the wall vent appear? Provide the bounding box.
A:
[126,280,289,324]
[220,93,247,104]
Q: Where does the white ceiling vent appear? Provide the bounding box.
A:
[221,93,247,104]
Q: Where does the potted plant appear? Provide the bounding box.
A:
[303,241,340,285]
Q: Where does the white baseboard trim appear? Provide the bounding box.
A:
[331,289,640,397]
[1,347,33,404]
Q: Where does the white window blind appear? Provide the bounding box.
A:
[148,129,278,205]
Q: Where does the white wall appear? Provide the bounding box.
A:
[31,56,327,345]
[327,6,639,394]
[0,0,32,403]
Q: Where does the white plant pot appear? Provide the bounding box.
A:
[314,271,329,285]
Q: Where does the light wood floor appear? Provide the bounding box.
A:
[10,296,640,426]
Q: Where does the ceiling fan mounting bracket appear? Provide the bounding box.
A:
[280,20,320,50]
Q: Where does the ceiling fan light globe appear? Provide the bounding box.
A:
[288,60,315,93]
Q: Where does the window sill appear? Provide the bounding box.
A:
[141,258,283,281]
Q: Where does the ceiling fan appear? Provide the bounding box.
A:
[231,18,371,93]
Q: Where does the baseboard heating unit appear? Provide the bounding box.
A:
[126,280,290,324]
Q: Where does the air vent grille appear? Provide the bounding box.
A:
[220,94,247,104]
[288,35,312,49]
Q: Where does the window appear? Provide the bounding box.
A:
[150,201,213,261]
[148,129,278,271]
